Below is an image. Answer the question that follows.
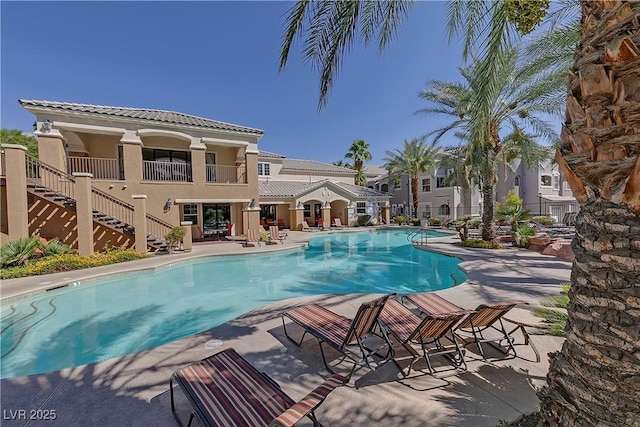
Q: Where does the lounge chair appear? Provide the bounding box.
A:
[301,220,317,232]
[282,294,395,375]
[268,225,284,245]
[331,218,345,229]
[170,347,347,427]
[277,218,285,228]
[403,293,539,362]
[378,299,469,377]
[243,228,261,247]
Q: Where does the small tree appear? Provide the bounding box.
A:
[164,226,186,254]
[495,190,531,233]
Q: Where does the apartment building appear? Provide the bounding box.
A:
[1,99,390,254]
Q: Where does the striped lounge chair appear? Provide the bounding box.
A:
[282,294,395,375]
[243,228,260,247]
[403,293,539,363]
[378,299,469,377]
[170,348,347,427]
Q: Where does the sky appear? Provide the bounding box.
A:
[1,1,560,166]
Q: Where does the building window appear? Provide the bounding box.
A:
[303,204,311,219]
[258,162,271,176]
[439,204,450,216]
[381,183,389,192]
[422,205,432,219]
[436,177,447,188]
[182,204,198,225]
[514,175,520,186]
[552,175,560,190]
[422,178,431,192]
[541,175,552,186]
[356,202,367,214]
[203,204,231,233]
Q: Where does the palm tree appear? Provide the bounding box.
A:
[345,139,372,186]
[279,1,640,424]
[332,160,352,168]
[417,46,562,240]
[383,138,440,218]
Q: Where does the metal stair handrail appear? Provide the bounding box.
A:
[25,154,173,242]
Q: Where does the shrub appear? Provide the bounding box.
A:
[531,215,555,226]
[165,226,187,253]
[0,248,149,279]
[513,225,536,248]
[39,238,74,257]
[259,231,269,241]
[410,218,421,226]
[469,219,483,229]
[461,239,503,249]
[394,215,406,225]
[0,236,41,267]
[428,217,442,226]
[357,215,371,226]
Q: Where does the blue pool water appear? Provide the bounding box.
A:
[0,229,465,378]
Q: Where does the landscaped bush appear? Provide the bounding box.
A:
[461,239,503,249]
[394,215,406,225]
[531,215,555,226]
[469,219,483,229]
[410,218,421,226]
[0,236,41,267]
[428,217,442,226]
[513,225,536,248]
[165,226,187,253]
[357,214,372,226]
[0,247,149,279]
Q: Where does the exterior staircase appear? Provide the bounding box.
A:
[25,155,172,253]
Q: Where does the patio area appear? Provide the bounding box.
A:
[0,230,572,426]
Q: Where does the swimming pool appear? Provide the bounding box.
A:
[0,229,465,378]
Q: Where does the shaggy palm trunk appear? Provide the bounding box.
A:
[411,177,419,218]
[539,1,640,425]
[481,183,495,241]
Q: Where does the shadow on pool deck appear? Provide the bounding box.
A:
[0,231,573,426]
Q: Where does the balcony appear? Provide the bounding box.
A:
[206,164,246,184]
[67,157,120,180]
[143,160,192,182]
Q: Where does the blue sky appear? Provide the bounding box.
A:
[1,1,557,165]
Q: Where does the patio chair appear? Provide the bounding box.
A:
[403,294,539,362]
[277,218,285,228]
[170,347,347,427]
[331,218,345,229]
[268,225,284,245]
[243,228,261,247]
[282,294,395,375]
[191,225,204,241]
[378,299,469,377]
[301,220,317,232]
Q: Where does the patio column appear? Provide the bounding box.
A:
[35,127,66,171]
[121,131,143,181]
[191,146,205,186]
[291,202,304,231]
[242,200,260,235]
[73,172,94,255]
[132,195,148,254]
[2,144,29,240]
[382,202,391,225]
[322,204,331,229]
[181,221,193,252]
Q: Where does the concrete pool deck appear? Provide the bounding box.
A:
[0,228,573,426]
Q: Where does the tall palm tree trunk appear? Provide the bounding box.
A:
[539,1,640,425]
[481,183,495,241]
[411,177,419,218]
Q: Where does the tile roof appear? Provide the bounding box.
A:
[282,158,356,175]
[363,165,388,177]
[258,180,388,198]
[258,150,286,159]
[335,182,388,197]
[19,99,264,135]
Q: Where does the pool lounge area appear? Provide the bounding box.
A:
[0,229,572,426]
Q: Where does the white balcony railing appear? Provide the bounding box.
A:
[67,157,120,180]
[143,161,192,182]
[206,164,246,184]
